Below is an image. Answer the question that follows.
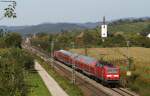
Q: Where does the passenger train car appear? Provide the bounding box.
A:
[54,50,120,84]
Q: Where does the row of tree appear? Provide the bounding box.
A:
[0,1,35,95]
[0,48,34,96]
[31,26,150,53]
[0,32,22,48]
[0,32,34,96]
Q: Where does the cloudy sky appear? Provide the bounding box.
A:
[0,0,150,26]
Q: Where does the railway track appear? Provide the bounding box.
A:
[53,60,108,96]
[22,44,139,96]
[111,88,137,96]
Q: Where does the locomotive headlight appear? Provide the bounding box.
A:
[113,75,119,77]
[106,75,112,77]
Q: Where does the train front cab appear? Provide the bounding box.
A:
[95,62,120,84]
[103,66,120,84]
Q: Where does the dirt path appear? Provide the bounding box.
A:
[35,61,69,96]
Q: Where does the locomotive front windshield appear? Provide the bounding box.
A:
[107,68,118,74]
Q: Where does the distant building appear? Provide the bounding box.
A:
[33,33,36,38]
[147,33,150,38]
[25,38,30,43]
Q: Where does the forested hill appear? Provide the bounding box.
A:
[0,22,100,35]
[1,17,150,35]
[109,18,150,33]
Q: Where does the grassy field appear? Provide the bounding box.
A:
[71,47,150,70]
[70,47,150,96]
[25,70,51,96]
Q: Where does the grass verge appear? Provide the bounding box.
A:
[35,56,83,96]
[25,70,51,96]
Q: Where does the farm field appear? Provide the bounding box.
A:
[71,47,150,68]
[70,47,150,96]
[71,47,149,68]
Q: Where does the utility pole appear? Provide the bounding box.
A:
[84,44,88,56]
[51,40,54,70]
[126,40,130,69]
[71,42,76,84]
[126,40,131,76]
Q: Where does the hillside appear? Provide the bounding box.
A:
[0,17,150,36]
[109,20,150,33]
[0,22,100,35]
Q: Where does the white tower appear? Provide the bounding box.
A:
[101,16,107,38]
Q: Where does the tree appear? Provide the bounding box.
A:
[5,32,22,48]
[0,1,17,19]
[141,24,150,36]
[0,48,32,96]
[102,34,126,47]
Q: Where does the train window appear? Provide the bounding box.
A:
[96,63,103,67]
[107,68,117,73]
[100,63,103,67]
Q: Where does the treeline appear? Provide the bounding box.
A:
[31,23,150,52]
[109,17,150,26]
[0,32,34,96]
[0,31,22,48]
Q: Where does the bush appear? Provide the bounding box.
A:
[130,84,140,92]
[23,53,34,70]
[0,48,34,96]
[5,33,22,48]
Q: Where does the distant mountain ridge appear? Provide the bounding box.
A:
[1,17,149,35]
[0,22,101,35]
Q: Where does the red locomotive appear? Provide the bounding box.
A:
[54,50,120,84]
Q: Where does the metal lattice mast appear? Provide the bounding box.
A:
[126,40,130,70]
[51,40,54,70]
[101,16,108,42]
[71,42,76,84]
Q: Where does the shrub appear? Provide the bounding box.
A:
[0,48,34,96]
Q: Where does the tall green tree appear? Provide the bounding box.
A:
[141,24,150,36]
[5,32,22,48]
[0,48,34,96]
[0,1,17,19]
